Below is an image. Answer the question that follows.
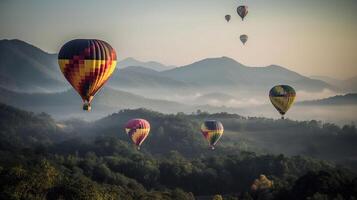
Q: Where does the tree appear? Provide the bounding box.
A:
[212,194,223,200]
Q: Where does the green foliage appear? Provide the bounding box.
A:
[212,194,223,200]
[0,104,356,199]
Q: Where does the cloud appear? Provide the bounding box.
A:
[296,89,341,101]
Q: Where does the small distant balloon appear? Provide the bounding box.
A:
[240,34,248,45]
[225,15,231,22]
[201,120,224,150]
[125,119,151,150]
[269,85,296,119]
[237,5,248,21]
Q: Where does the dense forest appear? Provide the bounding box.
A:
[0,103,356,200]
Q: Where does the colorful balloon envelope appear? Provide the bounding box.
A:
[225,15,231,22]
[237,5,248,21]
[240,34,248,45]
[201,120,224,150]
[269,85,296,119]
[125,119,150,150]
[58,39,117,111]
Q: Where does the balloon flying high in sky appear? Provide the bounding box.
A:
[58,39,117,111]
[237,5,248,21]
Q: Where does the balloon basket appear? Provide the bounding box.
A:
[83,102,91,111]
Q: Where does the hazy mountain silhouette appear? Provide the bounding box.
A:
[310,76,342,86]
[0,39,67,92]
[0,86,188,119]
[0,40,337,96]
[299,93,357,105]
[162,57,335,92]
[311,75,357,93]
[342,76,357,92]
[108,66,190,90]
[117,57,176,71]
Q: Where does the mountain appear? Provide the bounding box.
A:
[0,39,337,102]
[117,57,176,71]
[108,66,190,90]
[299,93,357,105]
[0,39,67,92]
[341,76,357,92]
[311,75,357,93]
[0,86,189,119]
[162,57,335,92]
[310,76,342,86]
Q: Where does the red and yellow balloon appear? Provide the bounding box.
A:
[58,39,117,111]
[125,119,151,150]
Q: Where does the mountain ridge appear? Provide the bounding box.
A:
[162,56,334,92]
[299,93,357,105]
[0,86,189,119]
[118,57,176,71]
[0,39,337,96]
[0,39,67,92]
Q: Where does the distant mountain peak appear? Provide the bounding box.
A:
[266,64,284,69]
[177,56,245,71]
[0,39,66,92]
[196,56,241,64]
[118,57,176,71]
[0,39,52,55]
[121,57,138,62]
[299,93,357,105]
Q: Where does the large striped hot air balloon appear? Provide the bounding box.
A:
[269,85,296,119]
[58,39,117,111]
[237,5,248,21]
[201,120,224,150]
[125,119,150,150]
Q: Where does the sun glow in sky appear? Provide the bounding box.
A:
[1,0,357,79]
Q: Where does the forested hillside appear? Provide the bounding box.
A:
[0,103,356,199]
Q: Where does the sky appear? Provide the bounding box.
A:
[1,0,357,79]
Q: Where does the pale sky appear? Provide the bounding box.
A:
[1,0,357,79]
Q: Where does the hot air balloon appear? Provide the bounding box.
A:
[125,119,150,150]
[269,85,296,119]
[58,39,117,111]
[237,5,248,21]
[201,120,224,150]
[225,15,231,22]
[240,34,248,45]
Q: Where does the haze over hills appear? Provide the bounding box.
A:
[0,87,188,120]
[162,57,335,92]
[0,39,337,96]
[311,75,357,93]
[0,39,67,92]
[299,93,357,106]
[108,66,191,91]
[1,39,357,124]
[117,57,176,71]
